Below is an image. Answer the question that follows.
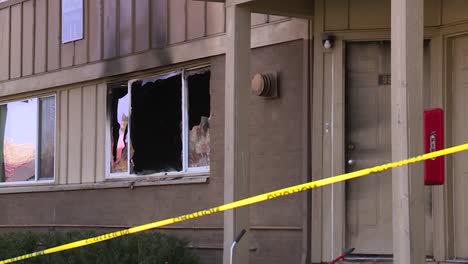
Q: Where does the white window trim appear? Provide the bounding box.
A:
[106,67,210,179]
[0,94,57,186]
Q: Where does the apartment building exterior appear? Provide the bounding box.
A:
[1,0,468,263]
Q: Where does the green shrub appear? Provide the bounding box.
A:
[0,231,199,264]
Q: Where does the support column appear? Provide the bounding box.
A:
[391,0,425,263]
[223,4,251,264]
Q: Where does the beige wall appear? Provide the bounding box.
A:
[323,0,468,31]
[0,0,224,81]
[0,40,308,264]
[0,0,287,83]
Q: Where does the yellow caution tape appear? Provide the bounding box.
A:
[2,143,468,264]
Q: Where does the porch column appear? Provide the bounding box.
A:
[391,0,425,263]
[223,3,251,264]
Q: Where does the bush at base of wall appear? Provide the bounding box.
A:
[0,231,199,264]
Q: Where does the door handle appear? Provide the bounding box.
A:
[347,159,356,166]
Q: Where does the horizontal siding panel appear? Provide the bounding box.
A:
[349,0,390,29]
[22,0,34,76]
[10,4,22,79]
[324,0,349,30]
[0,7,9,81]
[103,0,117,59]
[135,0,150,52]
[119,0,133,56]
[151,0,168,48]
[34,0,47,74]
[252,13,268,26]
[206,2,224,36]
[187,0,205,40]
[89,0,102,62]
[47,0,60,71]
[82,85,97,183]
[58,90,69,185]
[74,0,88,65]
[61,43,74,68]
[442,0,468,25]
[269,15,287,22]
[95,83,107,182]
[67,87,83,184]
[425,0,441,26]
[168,0,186,44]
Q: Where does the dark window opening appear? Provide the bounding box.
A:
[107,68,211,177]
[187,70,211,168]
[130,74,183,174]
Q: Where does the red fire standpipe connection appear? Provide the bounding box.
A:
[424,108,445,185]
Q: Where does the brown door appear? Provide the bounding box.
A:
[345,41,393,254]
[344,41,433,256]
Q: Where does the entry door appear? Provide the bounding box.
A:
[344,41,432,256]
[451,36,468,259]
[345,41,392,254]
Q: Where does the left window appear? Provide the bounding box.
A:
[0,95,56,183]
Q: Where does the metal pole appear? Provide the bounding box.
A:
[229,229,246,264]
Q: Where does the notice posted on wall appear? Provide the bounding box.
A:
[62,0,83,43]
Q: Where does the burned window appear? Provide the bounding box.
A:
[0,96,56,183]
[108,85,129,174]
[108,68,211,177]
[187,70,211,168]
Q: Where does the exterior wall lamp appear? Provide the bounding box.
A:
[322,33,336,49]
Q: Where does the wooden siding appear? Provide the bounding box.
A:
[0,0,288,84]
[34,0,47,74]
[0,7,9,81]
[58,83,106,184]
[22,0,34,76]
[323,0,466,30]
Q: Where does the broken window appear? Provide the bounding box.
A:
[108,84,129,174]
[108,68,211,177]
[0,96,56,183]
[187,69,211,168]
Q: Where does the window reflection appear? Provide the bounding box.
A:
[38,97,55,180]
[1,99,38,182]
[0,96,56,184]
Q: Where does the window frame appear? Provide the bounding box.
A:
[106,66,211,179]
[0,94,57,186]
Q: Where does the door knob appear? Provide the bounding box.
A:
[347,159,356,166]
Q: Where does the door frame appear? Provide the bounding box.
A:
[311,29,446,262]
[443,32,468,260]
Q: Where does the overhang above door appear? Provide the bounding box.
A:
[193,0,314,19]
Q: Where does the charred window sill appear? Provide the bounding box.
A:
[0,175,209,194]
[105,173,210,184]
